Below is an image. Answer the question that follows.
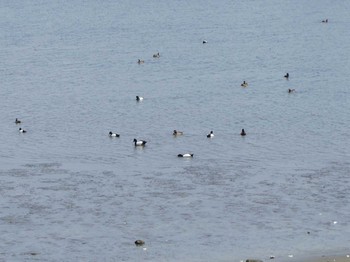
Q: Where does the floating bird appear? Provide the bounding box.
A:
[207,131,214,138]
[240,129,246,136]
[284,73,289,79]
[288,89,295,93]
[203,40,207,44]
[137,59,144,64]
[135,240,145,246]
[136,96,144,101]
[322,19,328,23]
[15,118,21,124]
[178,153,194,158]
[241,81,248,87]
[153,52,160,58]
[109,131,120,137]
[19,128,27,133]
[173,130,184,136]
[133,138,147,146]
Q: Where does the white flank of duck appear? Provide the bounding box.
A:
[133,138,147,146]
[109,131,120,137]
[207,131,214,138]
[178,153,194,158]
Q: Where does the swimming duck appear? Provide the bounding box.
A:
[153,52,160,58]
[322,19,328,23]
[133,138,147,146]
[109,131,120,137]
[15,118,21,124]
[207,131,214,138]
[136,96,144,101]
[240,129,246,136]
[135,240,145,246]
[137,59,145,64]
[19,128,27,133]
[241,81,248,87]
[173,130,184,136]
[178,153,194,158]
[203,40,207,44]
[288,89,295,93]
[284,73,289,79]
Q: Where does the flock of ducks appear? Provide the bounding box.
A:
[13,17,331,252]
[140,52,294,93]
[15,115,245,158]
[133,46,299,158]
[108,122,247,158]
[133,17,329,250]
[15,44,296,159]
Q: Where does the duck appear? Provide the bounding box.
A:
[178,153,194,158]
[284,73,289,79]
[19,128,27,133]
[15,118,21,124]
[322,19,328,23]
[207,131,214,138]
[173,130,184,136]
[153,52,160,58]
[240,129,246,136]
[109,131,120,137]
[241,81,248,87]
[288,88,295,93]
[137,59,145,64]
[203,40,207,44]
[135,240,145,246]
[136,96,144,101]
[133,138,147,146]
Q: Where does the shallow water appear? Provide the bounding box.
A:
[1,0,350,261]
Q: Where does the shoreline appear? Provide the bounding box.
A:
[243,249,350,262]
[286,255,350,262]
[308,255,350,262]
[271,251,350,262]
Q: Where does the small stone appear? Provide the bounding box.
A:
[135,240,145,246]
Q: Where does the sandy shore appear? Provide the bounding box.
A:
[301,255,350,262]
[269,254,350,262]
[246,253,350,262]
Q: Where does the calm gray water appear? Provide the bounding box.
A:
[1,0,350,261]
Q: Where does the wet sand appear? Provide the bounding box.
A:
[302,255,350,262]
[274,254,350,262]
